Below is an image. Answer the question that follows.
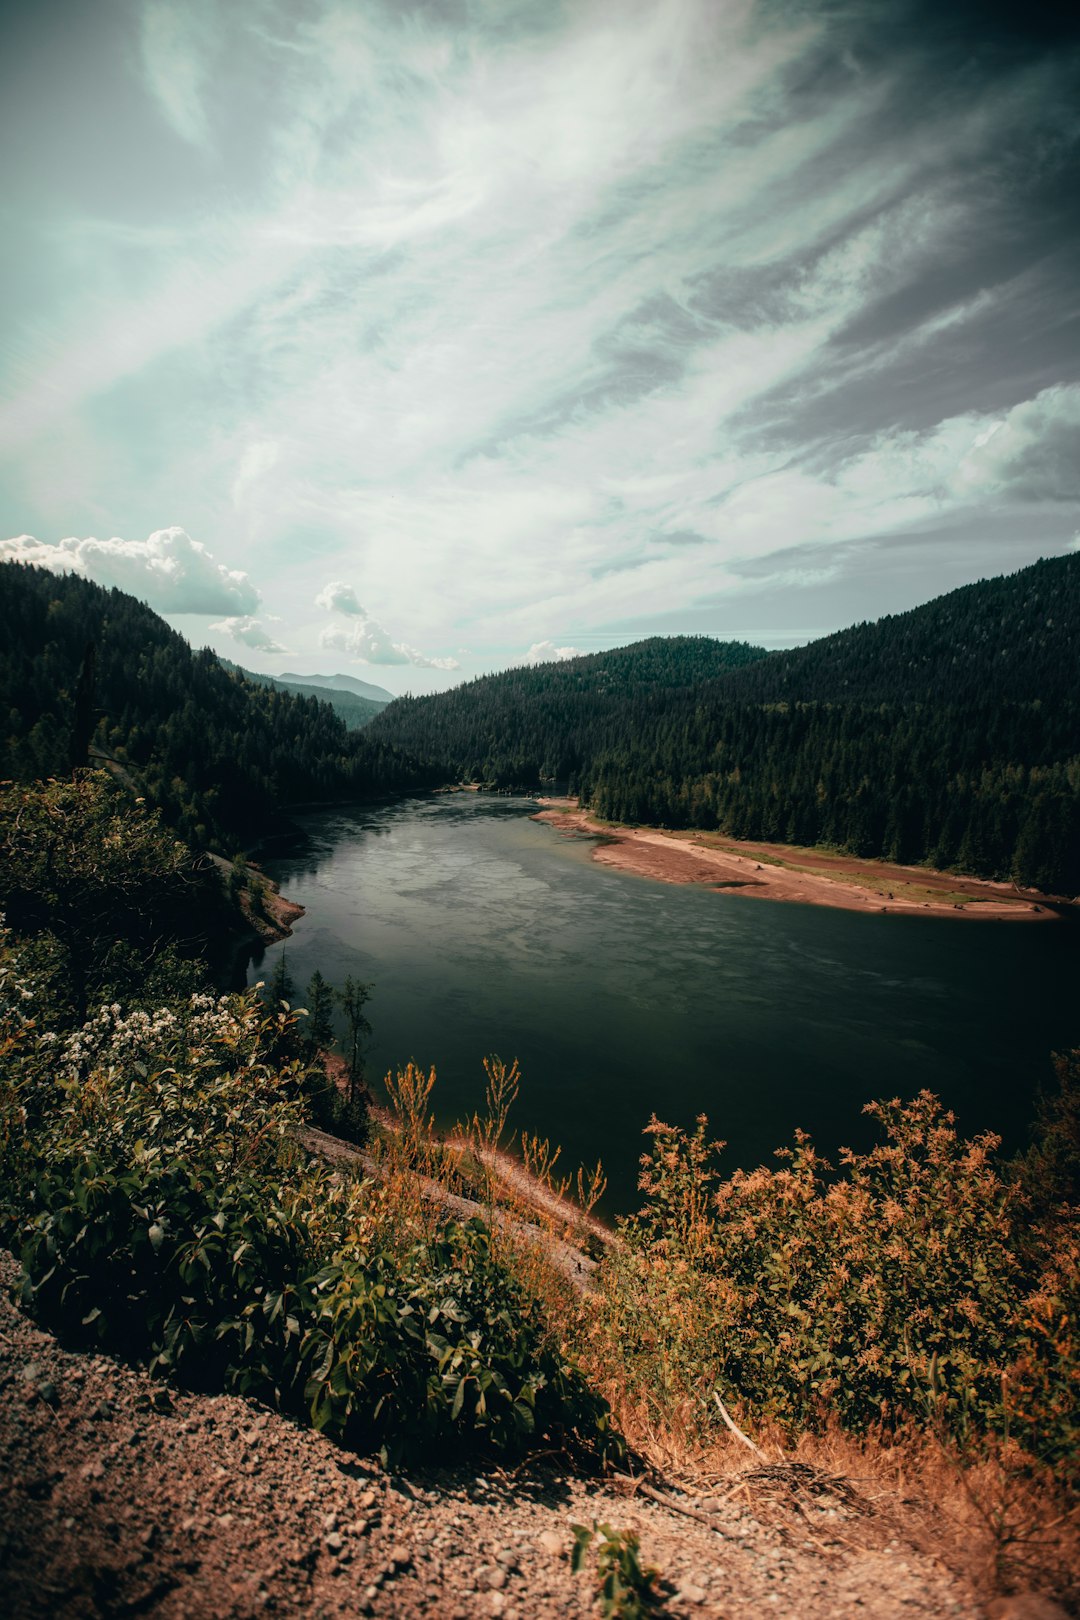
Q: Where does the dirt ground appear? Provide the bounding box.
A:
[532,802,1057,922]
[2,1250,1034,1620]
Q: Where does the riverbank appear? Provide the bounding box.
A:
[533,800,1058,921]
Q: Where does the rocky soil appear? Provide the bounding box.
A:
[3,1253,1048,1620]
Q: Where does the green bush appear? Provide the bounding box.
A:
[17,1156,612,1464]
[19,1159,313,1401]
[299,1219,615,1464]
[3,932,614,1465]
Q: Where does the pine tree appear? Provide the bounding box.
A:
[338,976,373,1108]
[269,949,294,1007]
[305,969,335,1059]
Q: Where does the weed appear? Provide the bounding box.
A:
[571,1521,663,1618]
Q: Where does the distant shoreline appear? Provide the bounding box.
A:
[532,798,1058,921]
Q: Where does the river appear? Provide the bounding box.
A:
[250,792,1080,1214]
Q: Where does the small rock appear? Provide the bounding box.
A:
[537,1529,564,1557]
[488,1567,507,1591]
[324,1532,343,1554]
[488,1596,506,1618]
[677,1584,708,1605]
[388,1546,411,1571]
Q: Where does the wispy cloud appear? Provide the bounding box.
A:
[139,0,214,150]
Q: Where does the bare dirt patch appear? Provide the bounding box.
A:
[533,801,1057,922]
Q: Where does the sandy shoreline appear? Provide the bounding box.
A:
[532,799,1058,921]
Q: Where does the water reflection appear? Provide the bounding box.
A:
[252,793,1080,1214]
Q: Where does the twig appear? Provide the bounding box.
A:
[611,1471,741,1532]
[713,1393,768,1461]
[634,1480,728,1527]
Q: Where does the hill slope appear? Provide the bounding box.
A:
[0,564,437,849]
[370,555,1080,893]
[367,634,769,785]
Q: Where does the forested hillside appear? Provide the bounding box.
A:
[368,635,769,784]
[0,564,439,849]
[370,554,1080,894]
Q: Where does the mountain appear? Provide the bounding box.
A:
[0,564,439,850]
[366,635,769,784]
[219,663,389,729]
[368,554,1080,894]
[279,671,395,703]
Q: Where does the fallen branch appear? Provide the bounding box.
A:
[714,1393,769,1461]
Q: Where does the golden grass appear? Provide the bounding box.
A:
[361,1061,1077,1606]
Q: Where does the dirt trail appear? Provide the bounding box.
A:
[533,802,1057,921]
[1,1251,1004,1620]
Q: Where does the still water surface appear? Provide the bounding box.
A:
[251,793,1080,1214]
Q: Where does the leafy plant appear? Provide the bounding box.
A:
[4,928,616,1466]
[571,1522,663,1618]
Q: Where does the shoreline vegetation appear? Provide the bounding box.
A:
[532,796,1061,921]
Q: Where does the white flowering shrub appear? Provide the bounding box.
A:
[37,986,311,1183]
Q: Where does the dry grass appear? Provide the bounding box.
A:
[358,1061,1078,1607]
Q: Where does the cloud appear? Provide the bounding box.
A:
[315,580,363,614]
[523,641,586,665]
[210,616,288,654]
[320,619,458,670]
[2,1,1077,670]
[139,0,213,149]
[0,527,260,616]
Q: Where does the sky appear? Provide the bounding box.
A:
[1,0,1078,694]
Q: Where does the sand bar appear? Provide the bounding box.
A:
[532,798,1059,921]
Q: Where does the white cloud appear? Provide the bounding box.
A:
[315,580,363,614]
[210,615,289,654]
[320,618,459,670]
[0,527,260,616]
[523,641,586,665]
[139,0,213,149]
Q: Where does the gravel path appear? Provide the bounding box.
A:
[0,1252,997,1620]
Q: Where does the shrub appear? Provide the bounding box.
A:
[298,1218,614,1464]
[5,947,615,1465]
[591,1090,1079,1475]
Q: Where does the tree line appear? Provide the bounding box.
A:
[368,553,1080,894]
